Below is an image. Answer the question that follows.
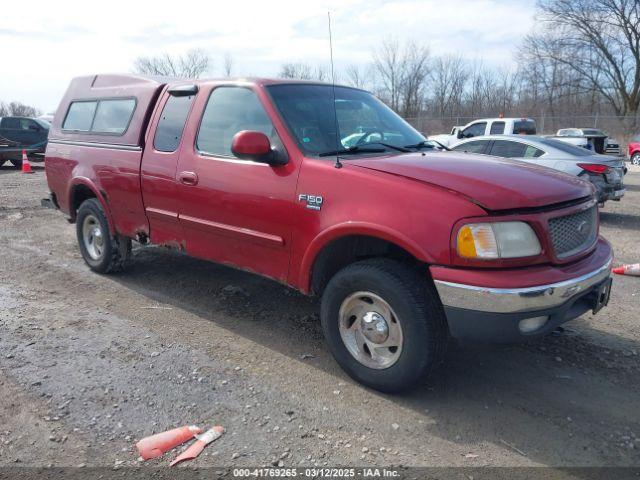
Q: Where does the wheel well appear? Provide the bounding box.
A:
[310,235,424,295]
[70,184,97,220]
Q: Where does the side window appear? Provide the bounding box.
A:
[524,145,545,158]
[489,140,527,158]
[462,122,487,138]
[154,95,195,152]
[1,117,20,129]
[490,121,505,135]
[197,87,276,157]
[63,101,98,131]
[20,119,39,131]
[63,99,135,134]
[91,99,136,134]
[452,140,488,154]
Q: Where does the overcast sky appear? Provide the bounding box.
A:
[0,0,537,113]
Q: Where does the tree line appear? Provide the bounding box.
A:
[0,101,41,118]
[131,0,639,137]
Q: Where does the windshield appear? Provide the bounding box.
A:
[539,137,594,156]
[266,84,426,156]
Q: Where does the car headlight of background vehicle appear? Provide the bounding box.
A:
[457,222,541,259]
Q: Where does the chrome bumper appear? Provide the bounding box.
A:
[434,256,613,314]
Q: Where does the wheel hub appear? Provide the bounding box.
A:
[338,291,403,369]
[82,214,105,260]
[361,311,389,344]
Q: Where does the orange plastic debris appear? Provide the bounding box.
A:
[136,425,202,460]
[170,426,225,466]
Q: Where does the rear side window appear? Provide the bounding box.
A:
[489,140,527,158]
[63,101,98,131]
[0,117,21,129]
[524,145,545,158]
[92,99,136,134]
[63,98,135,134]
[490,121,505,135]
[452,140,488,154]
[154,95,195,152]
[197,87,275,156]
[512,119,536,135]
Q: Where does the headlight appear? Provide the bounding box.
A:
[457,222,541,259]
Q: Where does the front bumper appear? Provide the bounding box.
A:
[432,244,613,342]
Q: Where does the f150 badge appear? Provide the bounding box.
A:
[299,194,323,211]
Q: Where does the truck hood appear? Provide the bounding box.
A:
[349,152,593,211]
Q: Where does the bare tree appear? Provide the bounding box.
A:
[373,38,405,111]
[373,38,430,116]
[223,53,234,77]
[428,54,468,117]
[279,62,328,81]
[344,64,368,89]
[0,101,41,117]
[521,0,640,127]
[399,42,430,117]
[133,49,211,79]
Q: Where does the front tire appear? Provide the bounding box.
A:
[632,153,640,166]
[320,259,447,393]
[76,198,131,273]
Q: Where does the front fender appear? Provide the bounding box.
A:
[298,222,435,293]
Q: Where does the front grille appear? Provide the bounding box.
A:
[548,206,598,259]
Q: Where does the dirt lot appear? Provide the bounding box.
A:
[0,162,639,475]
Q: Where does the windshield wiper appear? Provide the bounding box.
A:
[356,142,411,153]
[404,140,450,151]
[318,146,386,157]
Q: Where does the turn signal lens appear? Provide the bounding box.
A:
[457,224,498,259]
[457,222,541,260]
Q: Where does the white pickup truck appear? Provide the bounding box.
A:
[552,128,622,156]
[429,117,537,147]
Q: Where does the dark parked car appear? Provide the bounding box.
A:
[0,116,50,168]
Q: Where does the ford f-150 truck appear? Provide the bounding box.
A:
[45,75,613,392]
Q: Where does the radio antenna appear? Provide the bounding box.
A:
[327,11,342,169]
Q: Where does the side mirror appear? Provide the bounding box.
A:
[231,130,286,166]
[457,130,463,139]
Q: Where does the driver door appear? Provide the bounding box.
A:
[176,85,298,283]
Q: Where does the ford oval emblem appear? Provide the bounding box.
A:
[576,220,588,234]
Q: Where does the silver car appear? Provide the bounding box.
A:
[451,135,626,203]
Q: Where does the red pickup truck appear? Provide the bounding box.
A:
[45,75,613,392]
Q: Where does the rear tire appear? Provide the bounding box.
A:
[320,258,447,393]
[632,153,640,166]
[76,198,131,273]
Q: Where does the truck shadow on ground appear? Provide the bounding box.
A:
[111,246,640,469]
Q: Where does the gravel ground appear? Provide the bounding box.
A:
[0,162,639,475]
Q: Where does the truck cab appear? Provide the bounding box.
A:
[430,117,536,147]
[45,75,613,392]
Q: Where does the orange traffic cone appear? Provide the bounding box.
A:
[21,150,33,174]
[613,263,640,276]
[136,425,202,460]
[170,426,225,466]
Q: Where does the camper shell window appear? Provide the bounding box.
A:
[63,98,136,135]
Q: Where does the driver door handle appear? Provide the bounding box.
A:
[179,171,198,186]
